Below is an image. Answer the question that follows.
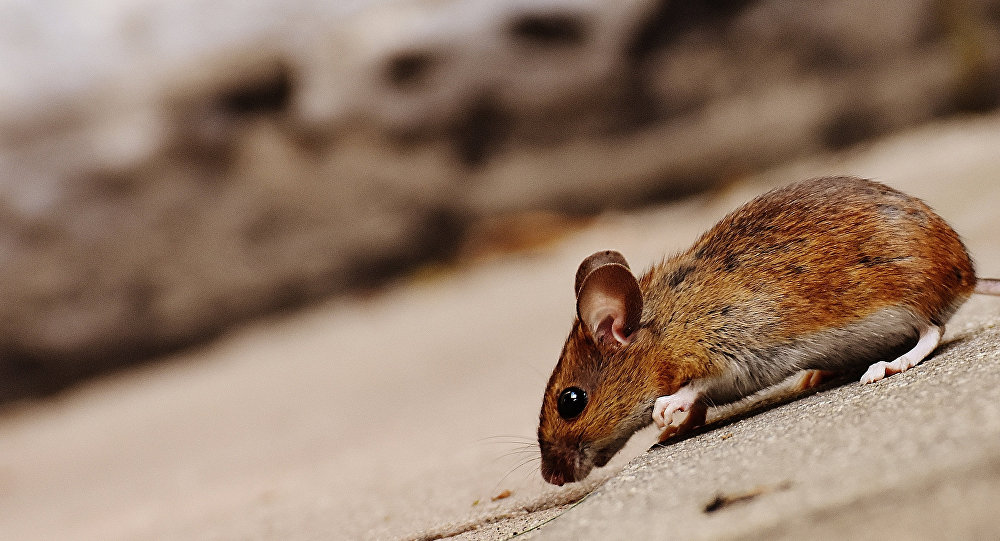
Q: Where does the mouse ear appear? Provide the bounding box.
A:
[575,251,642,349]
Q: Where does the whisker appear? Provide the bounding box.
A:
[495,444,539,453]
[481,441,539,448]
[494,448,541,461]
[493,442,538,450]
[482,445,537,456]
[478,435,538,444]
[478,435,541,482]
[511,453,545,485]
[492,456,541,494]
[493,458,535,492]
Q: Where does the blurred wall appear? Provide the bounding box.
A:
[1,0,998,402]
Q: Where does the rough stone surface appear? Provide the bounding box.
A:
[2,0,1000,400]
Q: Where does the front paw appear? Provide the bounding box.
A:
[652,394,691,429]
[652,384,704,430]
[656,401,708,442]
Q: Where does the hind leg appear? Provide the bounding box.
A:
[793,370,838,391]
[860,324,943,384]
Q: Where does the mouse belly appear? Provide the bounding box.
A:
[697,305,927,405]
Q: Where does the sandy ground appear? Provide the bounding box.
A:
[1,112,1000,541]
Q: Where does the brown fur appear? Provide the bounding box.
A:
[539,177,980,485]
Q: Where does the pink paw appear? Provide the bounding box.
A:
[652,389,697,429]
[860,325,942,385]
[652,385,706,442]
[860,357,915,384]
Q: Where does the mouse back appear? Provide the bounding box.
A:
[683,177,975,335]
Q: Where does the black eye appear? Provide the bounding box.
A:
[557,387,588,419]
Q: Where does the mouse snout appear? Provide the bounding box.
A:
[539,441,593,485]
[540,463,568,486]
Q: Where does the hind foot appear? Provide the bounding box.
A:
[861,324,942,384]
[793,370,837,391]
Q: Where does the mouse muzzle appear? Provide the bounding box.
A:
[539,436,624,485]
[539,441,594,486]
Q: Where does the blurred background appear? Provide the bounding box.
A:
[2,0,998,401]
[1,0,999,539]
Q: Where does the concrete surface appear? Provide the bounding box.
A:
[1,113,999,541]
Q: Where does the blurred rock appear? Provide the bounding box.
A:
[0,0,998,401]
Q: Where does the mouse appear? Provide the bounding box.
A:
[537,176,1000,486]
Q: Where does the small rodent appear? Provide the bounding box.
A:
[537,177,1000,485]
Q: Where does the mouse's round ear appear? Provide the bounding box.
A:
[575,251,642,350]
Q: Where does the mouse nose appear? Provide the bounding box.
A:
[540,463,569,486]
[543,470,566,486]
[539,446,580,485]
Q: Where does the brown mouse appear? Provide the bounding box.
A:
[537,176,1000,486]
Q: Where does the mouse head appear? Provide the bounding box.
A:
[538,250,656,485]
